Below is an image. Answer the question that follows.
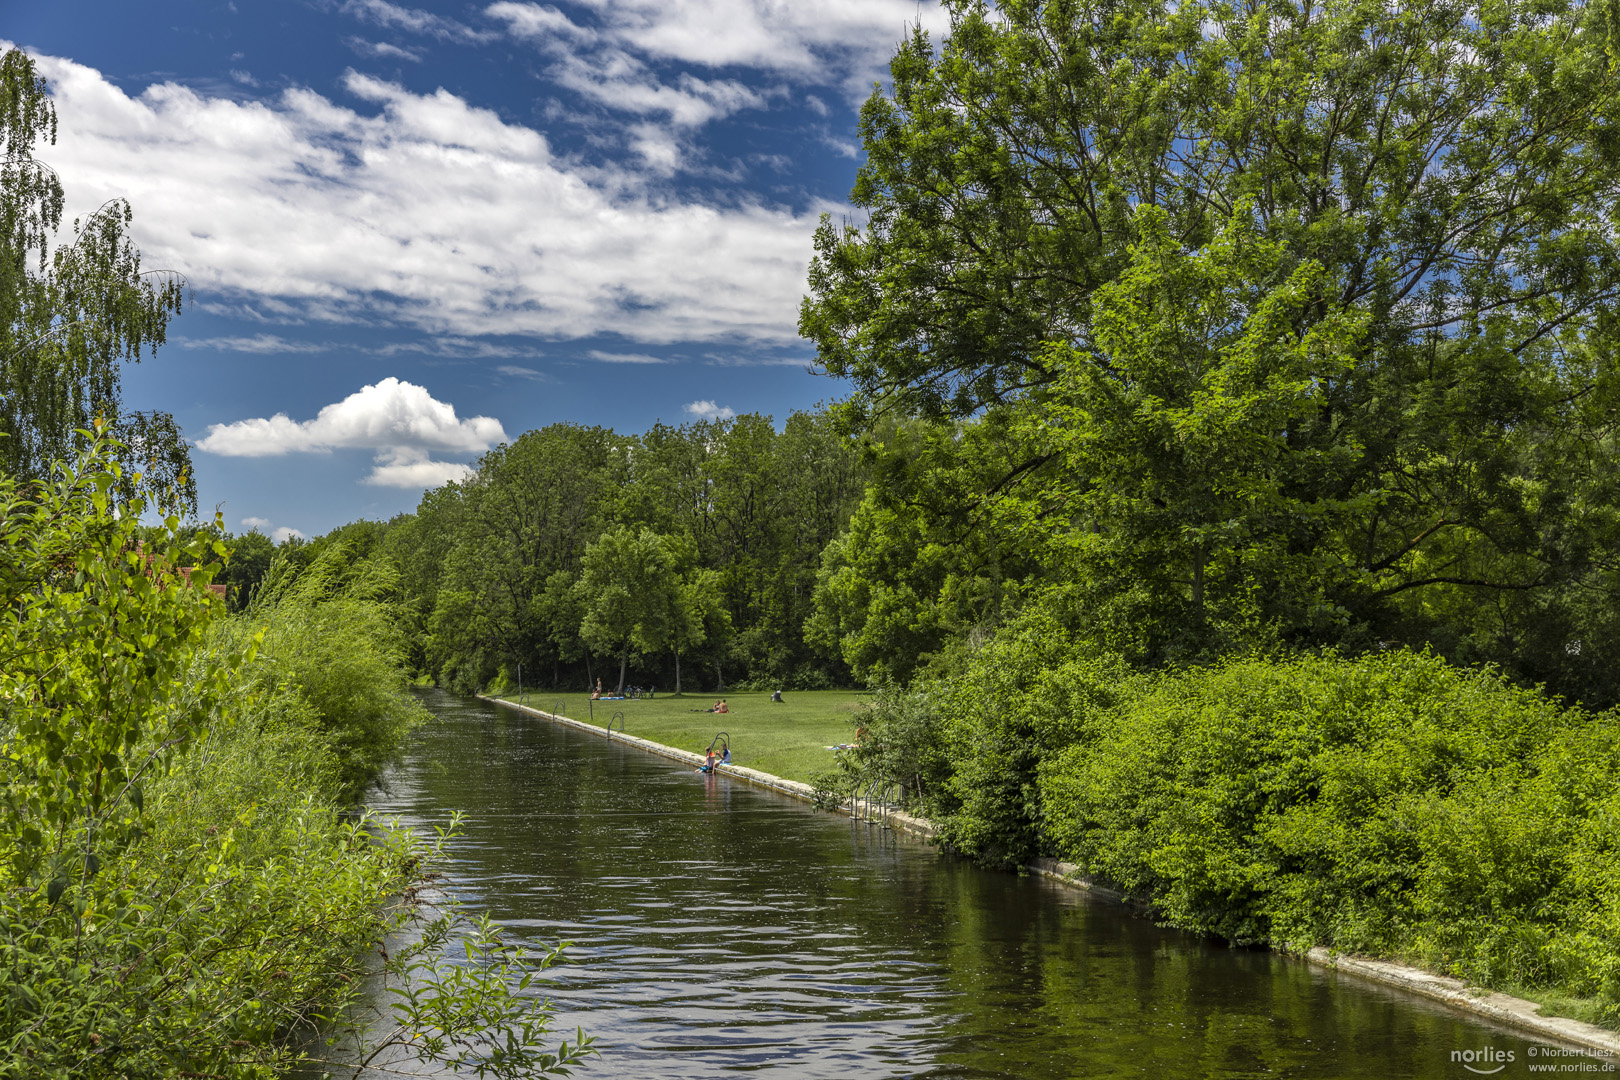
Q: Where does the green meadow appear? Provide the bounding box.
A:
[496,689,870,783]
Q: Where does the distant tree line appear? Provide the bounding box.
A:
[366,411,868,694]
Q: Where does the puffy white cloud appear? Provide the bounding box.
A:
[683,399,735,421]
[365,448,477,487]
[199,377,506,457]
[28,49,829,346]
[240,516,305,542]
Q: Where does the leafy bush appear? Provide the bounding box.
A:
[1035,650,1620,1025]
[235,545,429,800]
[0,437,592,1076]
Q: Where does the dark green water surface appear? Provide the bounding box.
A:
[370,689,1564,1079]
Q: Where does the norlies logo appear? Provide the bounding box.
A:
[1454,1048,1517,1075]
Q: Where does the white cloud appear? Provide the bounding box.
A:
[346,37,424,62]
[29,50,828,345]
[704,351,813,367]
[365,448,477,487]
[180,334,330,354]
[340,0,494,43]
[496,364,548,379]
[199,377,505,456]
[588,350,667,364]
[487,0,949,103]
[684,399,735,421]
[240,516,305,542]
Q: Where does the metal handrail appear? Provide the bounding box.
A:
[606,712,625,740]
[552,698,566,717]
[852,778,898,822]
[707,731,729,754]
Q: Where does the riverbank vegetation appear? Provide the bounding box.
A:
[0,435,595,1077]
[0,50,590,1077]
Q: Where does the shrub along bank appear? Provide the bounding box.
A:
[834,613,1620,1029]
[0,438,591,1078]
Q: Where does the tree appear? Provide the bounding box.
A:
[800,0,1620,683]
[219,528,277,612]
[577,526,679,692]
[667,555,726,696]
[0,50,194,509]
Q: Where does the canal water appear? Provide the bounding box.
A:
[365,689,1559,1079]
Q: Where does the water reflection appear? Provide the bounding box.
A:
[358,690,1559,1078]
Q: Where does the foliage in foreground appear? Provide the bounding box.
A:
[0,437,592,1077]
[835,617,1620,1027]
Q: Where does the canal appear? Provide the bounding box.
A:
[363,688,1554,1078]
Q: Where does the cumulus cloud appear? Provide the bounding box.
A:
[684,399,735,421]
[199,377,505,456]
[240,516,305,542]
[29,50,827,345]
[365,448,477,487]
[198,377,503,488]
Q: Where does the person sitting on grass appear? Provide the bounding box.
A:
[714,699,729,714]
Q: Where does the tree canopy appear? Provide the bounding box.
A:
[0,49,193,509]
[799,0,1620,699]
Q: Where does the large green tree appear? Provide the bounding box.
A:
[577,526,680,692]
[801,0,1620,690]
[0,49,193,508]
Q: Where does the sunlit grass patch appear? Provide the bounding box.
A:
[496,689,870,783]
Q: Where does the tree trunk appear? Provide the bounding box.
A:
[617,645,628,693]
[674,645,682,696]
[715,660,724,693]
[584,653,593,692]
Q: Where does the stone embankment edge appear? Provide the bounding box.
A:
[482,695,1620,1058]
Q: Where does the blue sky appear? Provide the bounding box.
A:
[7,0,945,539]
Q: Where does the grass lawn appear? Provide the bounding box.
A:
[495,689,871,784]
